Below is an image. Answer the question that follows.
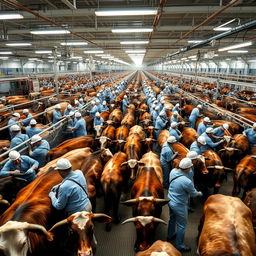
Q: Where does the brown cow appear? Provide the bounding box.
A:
[158,129,169,148]
[198,194,256,256]
[109,108,122,125]
[115,125,129,151]
[121,112,136,128]
[244,188,256,233]
[181,127,198,148]
[98,125,116,149]
[129,125,146,140]
[140,112,152,127]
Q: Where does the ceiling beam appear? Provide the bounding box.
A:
[61,0,77,10]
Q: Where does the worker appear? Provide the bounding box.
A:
[29,135,50,168]
[48,158,91,215]
[93,112,104,127]
[0,150,38,185]
[151,105,158,125]
[212,123,229,142]
[79,98,85,107]
[25,119,44,138]
[64,104,73,116]
[52,104,63,124]
[122,95,129,114]
[189,136,207,155]
[172,103,180,114]
[197,117,212,136]
[160,136,178,189]
[74,100,80,110]
[243,123,256,147]
[21,109,33,127]
[8,112,20,139]
[99,100,109,112]
[10,125,29,151]
[155,112,167,138]
[71,112,87,137]
[167,158,202,252]
[201,127,224,151]
[90,101,98,117]
[170,111,179,123]
[169,122,182,142]
[188,104,202,128]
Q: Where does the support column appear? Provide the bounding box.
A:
[53,48,59,100]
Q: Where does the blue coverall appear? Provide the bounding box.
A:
[243,128,256,147]
[29,140,50,168]
[197,122,209,136]
[189,141,205,155]
[201,132,220,151]
[169,128,181,142]
[155,116,166,138]
[10,133,29,151]
[189,108,200,128]
[73,118,87,137]
[52,110,63,124]
[25,126,44,138]
[22,113,33,127]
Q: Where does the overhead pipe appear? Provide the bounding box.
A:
[61,0,77,10]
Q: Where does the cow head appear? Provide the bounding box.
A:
[98,136,111,149]
[142,138,157,152]
[121,159,144,180]
[0,221,53,256]
[99,148,113,163]
[122,216,167,251]
[192,155,208,175]
[49,212,112,256]
[94,125,103,137]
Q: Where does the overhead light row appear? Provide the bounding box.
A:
[218,41,252,52]
[95,9,157,16]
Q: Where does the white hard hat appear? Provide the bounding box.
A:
[197,104,202,109]
[56,158,72,170]
[167,136,177,143]
[9,150,20,161]
[95,100,100,104]
[154,100,158,104]
[186,151,199,160]
[55,104,61,109]
[23,109,29,114]
[197,136,206,145]
[203,117,211,123]
[159,112,165,117]
[74,100,79,105]
[69,111,74,116]
[103,101,107,105]
[30,119,37,125]
[222,123,229,130]
[91,100,95,105]
[124,95,127,98]
[79,98,83,102]
[12,112,20,118]
[155,106,160,110]
[171,121,178,128]
[179,157,193,169]
[173,111,178,116]
[253,123,256,128]
[206,127,214,134]
[10,124,21,132]
[95,112,100,117]
[75,112,82,118]
[175,103,180,107]
[31,134,42,144]
[67,104,72,109]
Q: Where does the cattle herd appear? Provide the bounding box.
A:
[0,70,255,256]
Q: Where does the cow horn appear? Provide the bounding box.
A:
[121,199,138,205]
[121,217,137,225]
[153,217,168,225]
[0,199,10,206]
[92,213,112,224]
[207,165,224,170]
[26,223,53,241]
[218,148,226,153]
[48,219,68,232]
[224,167,233,171]
[153,198,170,204]
[121,161,128,166]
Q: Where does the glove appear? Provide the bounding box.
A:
[198,191,203,197]
[48,191,55,198]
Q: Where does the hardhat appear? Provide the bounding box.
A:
[175,103,180,107]
[31,134,42,144]
[206,127,214,134]
[155,106,160,110]
[197,104,202,109]
[167,136,177,143]
[253,123,256,128]
[79,98,83,102]
[56,158,72,170]
[222,123,229,130]
[197,136,206,145]
[95,99,100,104]
[67,104,72,109]
[30,119,37,125]
[74,100,79,105]
[69,111,74,117]
[171,122,178,128]
[173,111,178,116]
[23,109,29,114]
[159,112,165,117]
[103,101,107,105]
[55,104,61,109]
[124,95,127,98]
[9,150,20,161]
[75,112,82,118]
[179,157,193,169]
[186,151,199,160]
[10,124,21,132]
[95,112,100,117]
[91,100,95,105]
[12,112,20,118]
[203,117,211,123]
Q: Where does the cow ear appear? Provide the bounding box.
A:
[92,214,112,224]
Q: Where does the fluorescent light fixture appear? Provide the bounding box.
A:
[128,54,145,56]
[181,57,187,60]
[48,56,54,59]
[84,50,104,54]
[218,41,252,52]
[30,29,70,35]
[188,55,196,59]
[213,27,231,31]
[112,28,153,33]
[48,60,54,62]
[214,54,219,56]
[95,9,157,16]
[95,54,111,57]
[187,40,203,43]
[35,50,52,54]
[6,42,31,46]
[0,57,9,60]
[29,58,38,60]
[120,41,149,45]
[71,56,83,59]
[228,50,248,53]
[125,50,146,53]
[0,52,12,55]
[60,42,88,46]
[0,13,23,20]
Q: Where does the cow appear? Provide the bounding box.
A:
[198,194,256,256]
[97,125,116,150]
[47,136,95,160]
[135,240,181,256]
[108,108,122,125]
[129,125,146,140]
[157,129,169,148]
[232,155,256,199]
[121,112,136,128]
[181,127,198,148]
[44,102,68,124]
[141,138,157,152]
[100,152,130,230]
[140,112,152,128]
[244,188,256,233]
[115,125,129,151]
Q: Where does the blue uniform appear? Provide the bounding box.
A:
[22,113,33,127]
[170,115,179,123]
[64,108,73,116]
[155,116,166,138]
[167,168,199,250]
[0,155,38,184]
[10,133,29,151]
[197,122,209,136]
[243,128,256,146]
[29,140,50,168]
[8,118,17,139]
[213,127,225,137]
[94,116,104,126]
[151,110,158,125]
[73,118,87,137]
[169,128,181,142]
[172,106,180,113]
[99,105,109,112]
[52,110,62,124]
[189,108,200,128]
[122,99,129,113]
[190,141,205,155]
[49,170,91,214]
[160,142,174,188]
[25,126,44,138]
[90,105,98,117]
[201,132,220,151]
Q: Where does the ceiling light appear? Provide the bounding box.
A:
[84,50,104,54]
[125,50,146,53]
[181,57,187,60]
[30,29,70,35]
[187,40,203,43]
[95,9,157,16]
[213,27,231,31]
[218,41,252,52]
[0,57,9,60]
[0,13,23,20]
[112,28,153,33]
[60,42,88,46]
[71,56,83,59]
[228,50,248,53]
[0,52,12,55]
[214,54,219,56]
[188,55,196,59]
[48,56,54,59]
[6,42,31,46]
[120,41,149,45]
[35,50,52,54]
[29,58,38,60]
